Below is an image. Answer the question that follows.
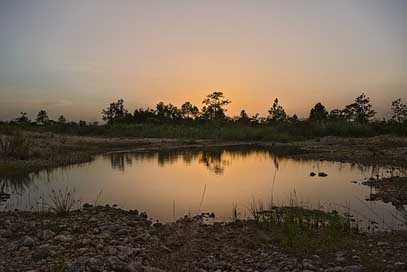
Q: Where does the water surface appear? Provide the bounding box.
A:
[1,147,406,230]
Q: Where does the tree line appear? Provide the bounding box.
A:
[5,91,407,127]
[100,91,406,126]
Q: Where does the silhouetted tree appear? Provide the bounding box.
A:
[155,102,181,123]
[237,110,250,125]
[267,98,287,123]
[102,99,128,124]
[36,110,49,125]
[58,115,67,124]
[309,102,328,121]
[201,91,231,121]
[79,120,87,126]
[390,98,407,123]
[344,93,376,123]
[133,108,155,123]
[288,114,299,124]
[328,109,348,121]
[15,112,30,124]
[181,102,200,120]
[250,113,261,124]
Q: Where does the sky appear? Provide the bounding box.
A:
[0,0,406,121]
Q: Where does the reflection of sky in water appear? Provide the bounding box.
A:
[1,147,406,230]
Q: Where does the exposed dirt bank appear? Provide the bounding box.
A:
[0,206,406,272]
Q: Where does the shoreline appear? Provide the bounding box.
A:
[1,133,407,177]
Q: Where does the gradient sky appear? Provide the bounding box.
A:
[0,0,406,121]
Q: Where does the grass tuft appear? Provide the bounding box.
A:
[48,187,80,215]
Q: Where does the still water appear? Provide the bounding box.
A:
[1,147,406,230]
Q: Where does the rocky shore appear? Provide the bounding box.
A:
[0,205,406,272]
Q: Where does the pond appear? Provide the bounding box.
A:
[1,147,406,230]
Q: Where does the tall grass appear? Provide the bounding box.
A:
[0,133,31,159]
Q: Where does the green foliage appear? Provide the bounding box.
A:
[252,205,357,253]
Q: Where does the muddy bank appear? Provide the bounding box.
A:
[0,205,406,272]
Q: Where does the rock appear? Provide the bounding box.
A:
[33,244,51,259]
[77,247,88,254]
[108,256,126,270]
[80,238,91,245]
[21,236,35,247]
[336,256,345,262]
[96,243,103,250]
[310,172,316,177]
[377,241,388,246]
[41,230,55,240]
[343,265,362,272]
[161,245,172,253]
[127,261,142,272]
[117,228,129,235]
[54,234,72,242]
[318,172,328,177]
[142,267,166,272]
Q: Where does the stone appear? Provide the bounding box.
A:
[107,256,125,270]
[142,267,166,272]
[33,244,51,259]
[54,234,72,242]
[21,236,35,247]
[343,265,362,272]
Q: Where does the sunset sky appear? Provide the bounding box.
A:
[0,0,406,121]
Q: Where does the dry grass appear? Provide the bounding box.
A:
[48,187,81,215]
[0,133,31,159]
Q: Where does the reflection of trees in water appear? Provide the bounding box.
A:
[199,149,229,175]
[109,153,134,171]
[106,147,286,175]
[0,173,34,206]
[0,162,92,207]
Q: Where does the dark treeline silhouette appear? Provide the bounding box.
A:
[1,91,407,140]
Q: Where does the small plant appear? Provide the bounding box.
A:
[48,187,80,215]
